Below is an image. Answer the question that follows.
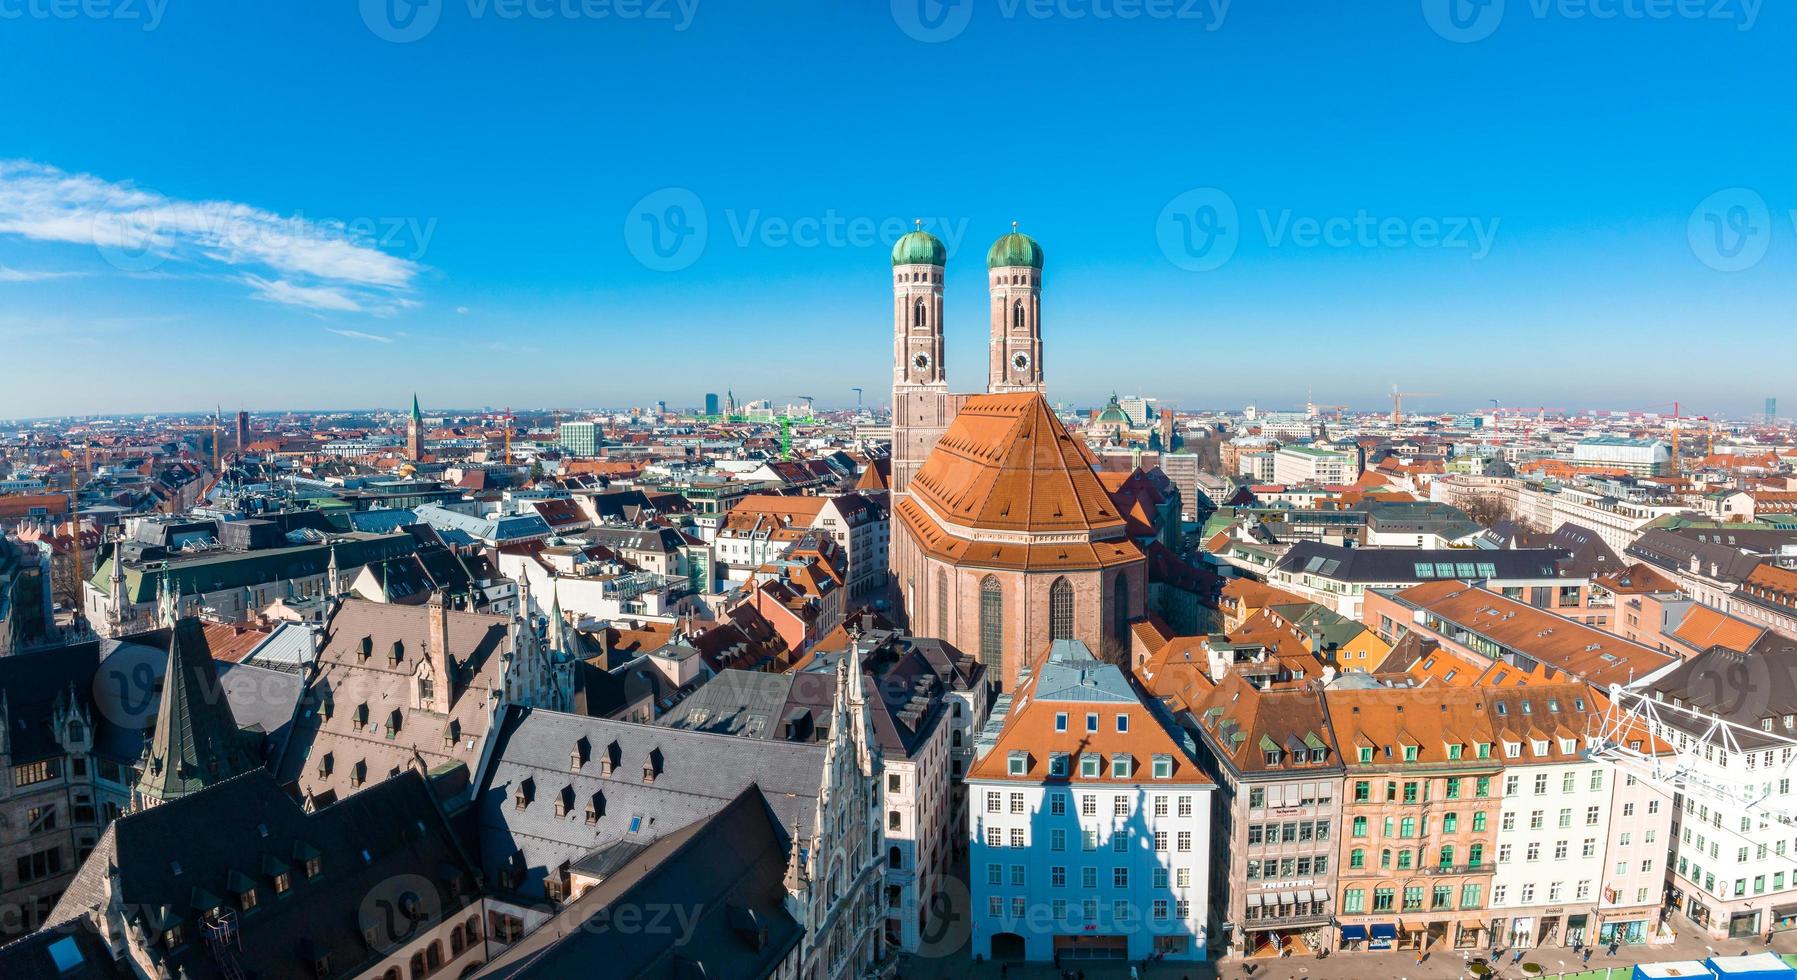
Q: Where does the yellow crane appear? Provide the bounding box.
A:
[1390,387,1441,426]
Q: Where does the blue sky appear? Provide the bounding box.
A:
[0,0,1792,419]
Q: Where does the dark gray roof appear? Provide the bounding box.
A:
[134,618,261,805]
[474,707,827,902]
[1357,499,1482,540]
[1275,542,1567,582]
[476,785,803,979]
[1645,631,1797,748]
[0,918,132,980]
[51,768,481,980]
[1627,528,1766,582]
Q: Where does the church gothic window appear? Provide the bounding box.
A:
[1013,300,1025,329]
[1050,577,1074,641]
[1113,575,1131,649]
[936,571,948,636]
[979,576,1003,671]
[914,299,927,327]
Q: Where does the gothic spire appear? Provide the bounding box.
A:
[134,619,258,809]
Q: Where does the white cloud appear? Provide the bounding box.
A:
[324,327,394,344]
[0,265,87,282]
[0,159,426,312]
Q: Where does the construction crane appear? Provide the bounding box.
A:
[1390,386,1441,426]
[851,387,863,412]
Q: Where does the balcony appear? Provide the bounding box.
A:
[1420,863,1489,877]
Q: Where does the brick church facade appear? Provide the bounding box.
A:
[889,226,1147,689]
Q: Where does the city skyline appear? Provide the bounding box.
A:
[3,4,1792,416]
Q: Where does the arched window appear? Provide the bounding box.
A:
[1049,577,1074,641]
[936,570,948,637]
[426,941,443,971]
[1013,300,1025,329]
[979,576,1003,671]
[913,298,927,327]
[450,926,464,956]
[410,953,426,980]
[889,846,903,869]
[1113,574,1130,649]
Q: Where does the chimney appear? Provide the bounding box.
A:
[426,591,452,711]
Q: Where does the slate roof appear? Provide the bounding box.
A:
[1275,541,1567,583]
[1646,631,1797,747]
[477,785,804,979]
[50,768,481,980]
[136,618,261,805]
[473,706,828,902]
[0,918,132,980]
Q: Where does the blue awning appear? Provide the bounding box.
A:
[1370,924,1398,940]
[1339,925,1368,941]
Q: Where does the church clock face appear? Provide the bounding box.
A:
[912,352,931,372]
[1011,351,1031,372]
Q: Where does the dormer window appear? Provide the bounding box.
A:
[1476,742,1492,759]
[1110,754,1133,779]
[1504,741,1521,758]
[1559,737,1577,753]
[1080,754,1101,778]
[1049,753,1069,777]
[358,635,372,661]
[515,778,535,810]
[1531,739,1549,757]
[1446,744,1462,760]
[1152,755,1173,779]
[1007,751,1028,776]
[555,785,574,818]
[1358,747,1374,764]
[1402,745,1419,762]
[586,791,604,824]
[388,640,403,666]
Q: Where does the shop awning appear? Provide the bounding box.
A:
[1371,923,1398,940]
[1339,925,1368,941]
[1245,893,1264,908]
[1280,892,1299,906]
[1311,888,1331,903]
[1773,904,1797,918]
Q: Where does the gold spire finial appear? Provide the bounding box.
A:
[914,218,922,231]
[1012,220,1018,232]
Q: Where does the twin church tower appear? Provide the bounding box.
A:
[890,223,1047,494]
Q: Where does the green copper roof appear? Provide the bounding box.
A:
[987,229,1044,269]
[891,229,947,267]
[1096,393,1129,423]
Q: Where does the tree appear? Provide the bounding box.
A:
[528,459,545,483]
[1458,493,1515,529]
